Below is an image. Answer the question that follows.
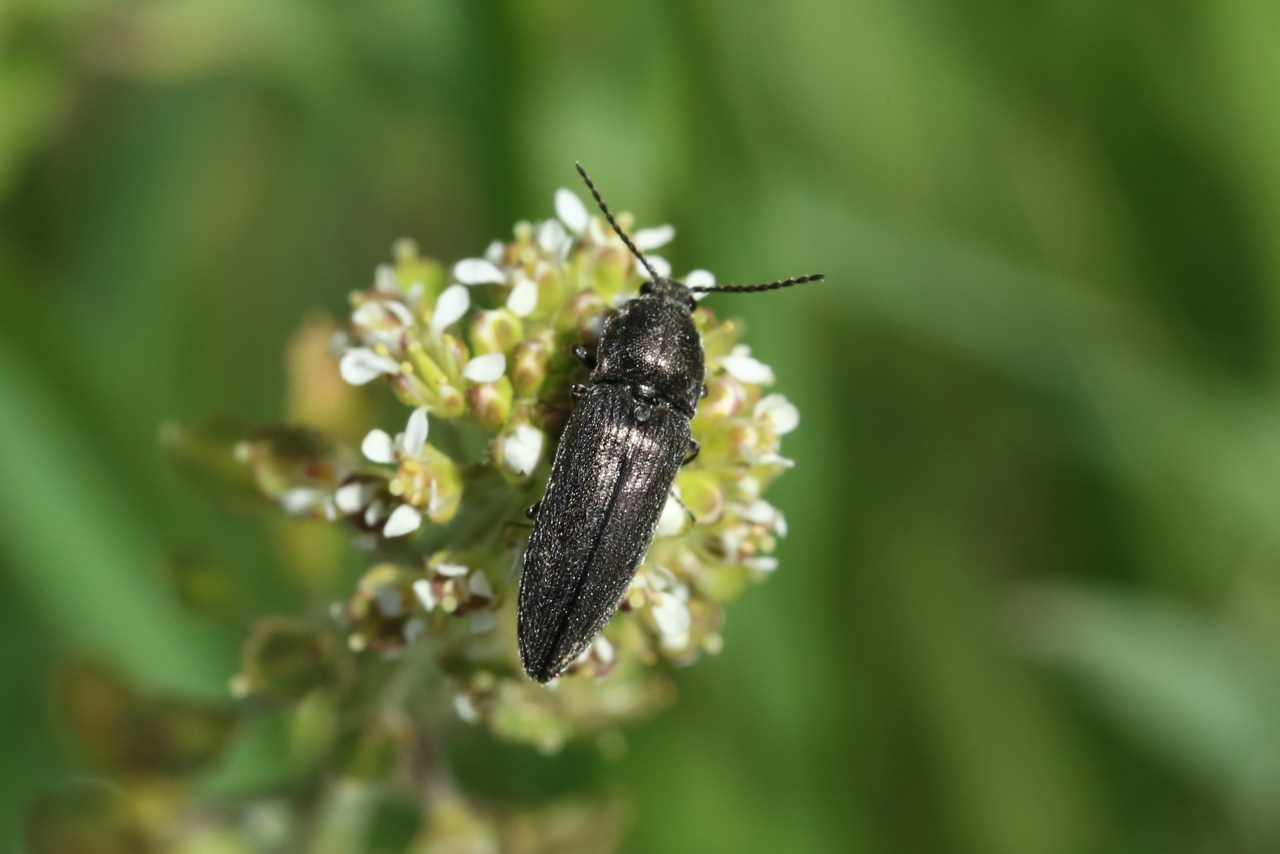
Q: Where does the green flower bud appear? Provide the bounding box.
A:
[469,308,523,355]
[390,444,462,523]
[239,618,349,702]
[467,376,514,431]
[345,564,426,652]
[510,336,551,397]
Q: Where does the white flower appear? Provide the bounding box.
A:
[468,572,494,599]
[506,276,539,317]
[412,578,436,611]
[650,591,691,640]
[453,258,506,285]
[555,188,590,234]
[501,424,544,477]
[463,352,505,383]
[745,556,779,573]
[334,480,376,514]
[754,394,799,435]
[453,692,480,724]
[374,264,398,293]
[382,504,422,537]
[536,219,569,256]
[719,345,775,385]
[361,407,430,464]
[435,563,468,577]
[279,487,321,515]
[430,284,470,333]
[634,224,675,251]
[351,299,414,350]
[339,348,400,385]
[742,499,787,537]
[361,429,397,464]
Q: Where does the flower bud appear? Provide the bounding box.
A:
[690,375,748,432]
[467,376,514,431]
[674,470,724,525]
[469,308,523,355]
[511,337,551,397]
[392,444,462,523]
[345,564,424,652]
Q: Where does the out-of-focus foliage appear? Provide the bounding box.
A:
[3,0,1280,852]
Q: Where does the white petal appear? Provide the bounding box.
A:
[468,572,494,599]
[382,504,422,537]
[501,425,544,477]
[633,224,675,251]
[745,556,779,573]
[593,635,615,664]
[463,352,506,384]
[280,488,320,515]
[351,301,384,329]
[484,239,506,264]
[555,188,590,234]
[453,693,479,724]
[646,564,679,592]
[383,300,414,326]
[742,499,778,525]
[754,393,800,435]
[756,452,796,469]
[412,578,437,611]
[334,481,371,514]
[650,593,691,638]
[656,493,688,536]
[361,429,397,464]
[339,348,400,385]
[775,511,788,538]
[453,258,506,285]
[435,562,468,577]
[404,281,425,307]
[537,219,568,254]
[430,284,470,333]
[374,264,398,292]
[719,354,775,385]
[401,407,429,456]
[637,254,672,279]
[684,268,715,291]
[506,276,539,318]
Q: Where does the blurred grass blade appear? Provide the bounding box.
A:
[0,343,228,697]
[1013,582,1280,802]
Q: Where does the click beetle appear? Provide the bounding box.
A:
[517,163,822,683]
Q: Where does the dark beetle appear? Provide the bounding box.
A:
[517,163,822,683]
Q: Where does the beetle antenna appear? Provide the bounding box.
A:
[574,161,660,282]
[688,273,825,294]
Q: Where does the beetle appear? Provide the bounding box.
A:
[517,163,822,683]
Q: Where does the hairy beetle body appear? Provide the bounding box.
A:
[516,163,820,683]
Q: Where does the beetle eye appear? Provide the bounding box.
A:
[639,281,653,295]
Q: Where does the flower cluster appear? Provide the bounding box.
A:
[227,185,800,750]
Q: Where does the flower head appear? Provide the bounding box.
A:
[231,185,801,750]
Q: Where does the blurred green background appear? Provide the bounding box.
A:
[5,0,1280,851]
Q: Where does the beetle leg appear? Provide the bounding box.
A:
[573,345,596,370]
[670,488,697,525]
[682,438,700,466]
[571,383,590,398]
[525,500,541,519]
